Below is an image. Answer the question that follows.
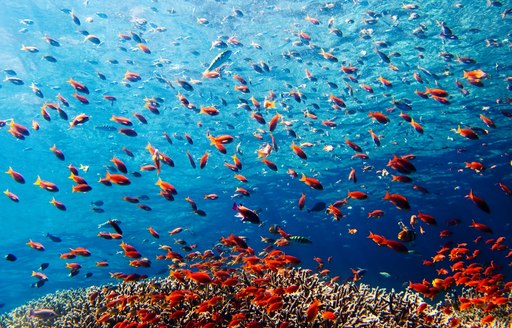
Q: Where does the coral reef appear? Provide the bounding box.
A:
[0,268,489,328]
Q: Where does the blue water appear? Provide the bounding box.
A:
[1,0,512,315]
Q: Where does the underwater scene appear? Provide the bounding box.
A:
[1,0,512,326]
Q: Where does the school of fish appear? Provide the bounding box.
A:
[1,0,512,326]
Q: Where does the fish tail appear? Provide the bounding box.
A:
[34,176,41,186]
[155,177,162,186]
[383,190,390,200]
[6,166,12,174]
[300,173,306,182]
[457,125,461,133]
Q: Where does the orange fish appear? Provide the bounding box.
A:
[50,197,66,210]
[110,115,133,126]
[137,43,151,54]
[376,76,392,86]
[320,48,337,62]
[345,139,363,153]
[463,69,487,80]
[156,178,177,194]
[204,194,218,200]
[268,113,281,132]
[199,152,209,169]
[347,168,357,183]
[4,189,19,202]
[326,204,343,220]
[456,125,479,140]
[368,129,381,146]
[368,112,389,124]
[111,156,127,173]
[306,299,321,322]
[69,113,89,128]
[49,145,65,161]
[368,210,384,218]
[6,167,25,184]
[300,173,323,190]
[410,119,424,134]
[466,189,491,213]
[34,176,59,192]
[27,240,45,251]
[72,184,92,193]
[67,78,89,94]
[290,142,307,160]
[105,171,131,186]
[234,174,248,183]
[329,94,346,108]
[347,191,368,200]
[479,114,495,128]
[262,158,278,171]
[383,190,410,210]
[298,193,306,210]
[199,105,219,116]
[425,87,448,97]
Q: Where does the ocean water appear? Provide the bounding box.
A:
[0,0,511,322]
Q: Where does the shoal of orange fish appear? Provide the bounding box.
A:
[1,0,511,322]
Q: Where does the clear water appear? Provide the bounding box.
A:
[0,0,511,315]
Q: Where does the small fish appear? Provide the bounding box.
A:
[46,233,62,242]
[288,235,312,244]
[5,254,17,262]
[307,202,326,213]
[205,50,232,73]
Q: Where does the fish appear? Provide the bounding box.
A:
[307,202,326,213]
[204,50,232,73]
[29,309,57,319]
[234,203,260,224]
[5,254,17,262]
[46,233,62,243]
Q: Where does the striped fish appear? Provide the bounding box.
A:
[205,50,232,73]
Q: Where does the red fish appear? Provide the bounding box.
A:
[111,156,127,173]
[300,173,323,190]
[49,145,65,161]
[199,152,209,169]
[368,210,384,218]
[417,211,437,225]
[4,189,19,202]
[298,193,306,210]
[456,125,478,139]
[469,219,492,234]
[466,189,491,213]
[290,142,307,159]
[5,167,25,184]
[50,197,66,210]
[345,139,363,153]
[105,171,131,186]
[368,112,389,124]
[347,191,368,200]
[305,299,321,322]
[27,240,45,251]
[383,190,410,210]
[348,168,357,183]
[34,176,59,192]
[368,129,381,146]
